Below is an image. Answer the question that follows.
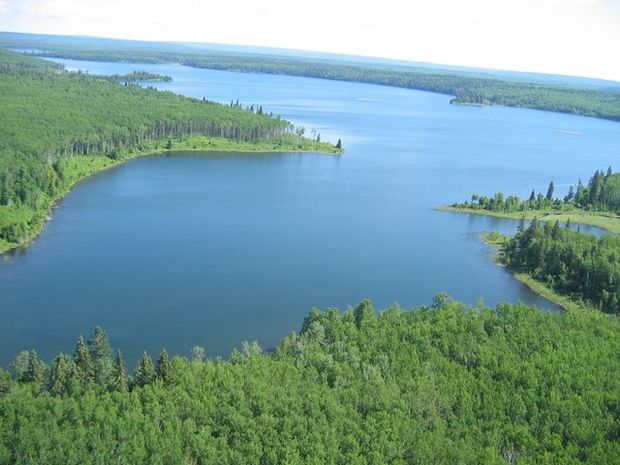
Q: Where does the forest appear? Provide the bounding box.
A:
[0,50,337,252]
[500,219,620,314]
[452,167,620,215]
[105,70,173,82]
[2,32,620,122]
[1,298,619,464]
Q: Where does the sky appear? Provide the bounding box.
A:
[1,0,619,82]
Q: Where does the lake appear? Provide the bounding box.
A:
[1,58,618,366]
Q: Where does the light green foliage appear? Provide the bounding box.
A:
[1,300,620,464]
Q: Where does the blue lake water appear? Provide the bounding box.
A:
[1,58,618,366]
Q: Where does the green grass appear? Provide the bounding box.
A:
[0,135,342,254]
[480,232,597,313]
[437,205,620,234]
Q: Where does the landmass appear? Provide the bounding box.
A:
[2,31,620,122]
[1,298,619,464]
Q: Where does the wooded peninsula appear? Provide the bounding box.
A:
[0,50,340,253]
[444,168,620,314]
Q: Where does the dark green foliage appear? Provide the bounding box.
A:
[112,350,130,393]
[353,298,375,328]
[46,353,71,396]
[134,352,155,388]
[155,349,171,384]
[24,351,44,386]
[105,70,172,82]
[10,351,30,383]
[1,301,620,464]
[88,326,112,386]
[0,368,10,397]
[335,138,342,149]
[72,336,94,385]
[504,219,620,314]
[455,167,620,214]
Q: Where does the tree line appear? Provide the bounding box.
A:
[1,299,619,464]
[3,32,620,122]
[503,218,620,314]
[0,50,326,249]
[453,167,620,214]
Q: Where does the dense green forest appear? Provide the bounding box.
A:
[1,299,619,464]
[452,167,620,215]
[0,50,338,252]
[498,219,620,314]
[2,32,620,122]
[105,70,173,82]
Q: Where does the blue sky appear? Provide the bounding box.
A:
[1,0,619,81]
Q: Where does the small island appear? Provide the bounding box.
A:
[106,70,173,82]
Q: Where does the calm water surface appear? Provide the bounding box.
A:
[1,59,618,365]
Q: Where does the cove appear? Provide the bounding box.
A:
[1,59,619,365]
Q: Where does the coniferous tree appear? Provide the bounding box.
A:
[11,350,30,383]
[335,138,342,149]
[112,351,130,393]
[0,368,10,397]
[25,350,45,386]
[88,326,113,387]
[73,336,94,385]
[47,353,71,396]
[354,299,375,329]
[156,349,172,385]
[546,181,555,201]
[134,352,155,388]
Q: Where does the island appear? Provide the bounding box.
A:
[105,70,173,82]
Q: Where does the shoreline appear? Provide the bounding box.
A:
[480,232,595,313]
[0,135,343,255]
[436,205,620,234]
